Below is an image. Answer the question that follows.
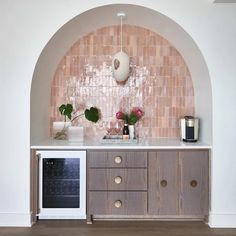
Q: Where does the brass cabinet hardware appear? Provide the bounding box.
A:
[190,180,198,187]
[114,176,122,184]
[160,179,167,187]
[114,200,122,208]
[114,156,122,164]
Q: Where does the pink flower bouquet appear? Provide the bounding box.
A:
[116,107,144,125]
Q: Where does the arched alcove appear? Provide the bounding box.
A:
[50,24,195,139]
[31,4,212,144]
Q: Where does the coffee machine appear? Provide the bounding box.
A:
[180,116,199,142]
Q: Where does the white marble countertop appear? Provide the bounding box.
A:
[31,138,211,150]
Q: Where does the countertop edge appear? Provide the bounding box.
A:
[31,147,211,150]
[30,138,211,150]
[30,144,212,150]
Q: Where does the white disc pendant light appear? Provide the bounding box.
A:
[112,12,130,83]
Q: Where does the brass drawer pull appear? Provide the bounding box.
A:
[114,156,122,164]
[160,179,167,187]
[190,180,198,187]
[114,176,122,184]
[114,200,122,208]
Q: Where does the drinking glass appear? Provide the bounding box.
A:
[106,121,113,138]
[114,121,122,136]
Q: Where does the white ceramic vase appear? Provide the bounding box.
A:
[67,126,84,142]
[128,125,135,139]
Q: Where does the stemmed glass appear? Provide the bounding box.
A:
[106,121,113,139]
[114,121,122,136]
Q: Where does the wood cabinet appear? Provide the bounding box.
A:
[88,169,147,191]
[30,150,39,224]
[89,192,147,215]
[148,151,179,215]
[87,151,148,222]
[179,151,209,216]
[31,147,209,223]
[88,151,147,168]
[87,149,209,223]
[148,150,209,218]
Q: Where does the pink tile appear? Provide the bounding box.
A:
[50,24,195,138]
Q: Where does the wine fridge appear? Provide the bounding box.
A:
[37,151,86,219]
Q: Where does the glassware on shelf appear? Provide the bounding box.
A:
[106,121,114,138]
[114,121,122,135]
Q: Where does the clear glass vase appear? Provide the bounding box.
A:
[53,121,71,140]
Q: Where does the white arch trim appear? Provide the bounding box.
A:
[31,4,212,144]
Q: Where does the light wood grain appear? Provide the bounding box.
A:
[88,151,108,167]
[88,168,147,191]
[89,191,147,215]
[88,151,147,168]
[148,151,179,215]
[30,150,39,224]
[3,220,236,236]
[179,150,209,216]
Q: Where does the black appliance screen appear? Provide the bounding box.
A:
[186,127,194,140]
[43,158,80,208]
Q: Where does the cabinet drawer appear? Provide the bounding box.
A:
[89,191,147,215]
[88,151,147,168]
[88,169,147,191]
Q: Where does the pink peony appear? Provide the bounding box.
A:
[132,107,144,119]
[116,111,125,120]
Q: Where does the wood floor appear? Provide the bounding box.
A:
[1,221,236,236]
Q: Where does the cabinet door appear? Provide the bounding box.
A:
[179,151,209,216]
[148,151,179,215]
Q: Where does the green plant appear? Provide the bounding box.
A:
[54,103,100,140]
[59,104,73,121]
[58,103,100,123]
[84,107,100,123]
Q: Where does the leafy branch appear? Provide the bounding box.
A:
[58,103,100,123]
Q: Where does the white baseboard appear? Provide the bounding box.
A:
[0,212,32,227]
[209,212,236,228]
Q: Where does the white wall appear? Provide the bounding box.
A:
[31,4,212,144]
[1,0,236,227]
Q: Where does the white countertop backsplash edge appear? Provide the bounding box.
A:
[31,138,212,150]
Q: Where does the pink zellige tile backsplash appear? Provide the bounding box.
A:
[50,25,195,139]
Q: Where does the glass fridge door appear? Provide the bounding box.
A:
[43,158,80,208]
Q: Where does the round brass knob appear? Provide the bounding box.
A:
[114,156,122,164]
[114,200,122,208]
[160,179,167,187]
[190,180,198,188]
[114,176,122,184]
